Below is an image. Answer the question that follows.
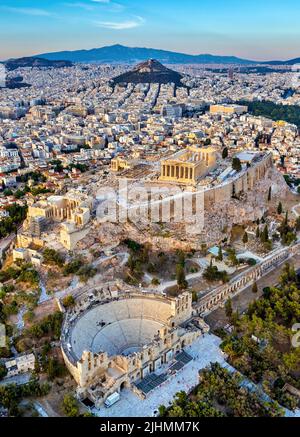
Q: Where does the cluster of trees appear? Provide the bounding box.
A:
[24,311,63,341]
[62,256,96,282]
[17,172,47,184]
[63,257,84,275]
[0,266,20,283]
[35,342,67,381]
[50,159,64,173]
[17,266,39,286]
[203,260,229,283]
[258,224,273,251]
[239,100,300,127]
[68,163,89,173]
[43,248,65,268]
[277,211,297,246]
[0,262,39,290]
[76,265,97,283]
[41,251,97,283]
[3,185,51,199]
[0,379,50,416]
[125,241,150,286]
[160,363,283,417]
[0,203,28,239]
[219,263,300,410]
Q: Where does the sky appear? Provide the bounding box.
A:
[0,0,300,61]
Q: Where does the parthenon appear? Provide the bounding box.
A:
[160,145,217,185]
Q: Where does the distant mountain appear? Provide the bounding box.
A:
[34,45,300,65]
[112,59,186,87]
[266,57,300,66]
[4,57,72,71]
[35,44,256,64]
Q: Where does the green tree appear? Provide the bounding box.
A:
[227,248,239,266]
[242,232,248,244]
[191,290,198,302]
[222,147,228,159]
[261,225,269,243]
[62,394,79,417]
[225,298,233,319]
[151,277,160,286]
[176,264,188,289]
[177,250,186,267]
[217,245,223,261]
[295,217,300,232]
[62,295,75,308]
[277,202,283,215]
[43,248,65,267]
[268,187,272,201]
[0,362,7,380]
[252,281,258,294]
[232,157,242,172]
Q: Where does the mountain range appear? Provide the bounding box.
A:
[3,57,72,71]
[34,44,300,65]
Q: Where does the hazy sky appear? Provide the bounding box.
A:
[0,0,299,60]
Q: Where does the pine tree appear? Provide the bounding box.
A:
[225,298,233,319]
[176,264,188,289]
[261,225,269,243]
[277,202,283,215]
[218,245,223,261]
[256,227,260,239]
[268,187,272,201]
[252,282,258,293]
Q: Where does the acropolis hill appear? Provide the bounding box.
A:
[107,148,282,248]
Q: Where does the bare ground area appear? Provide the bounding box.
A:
[31,299,59,324]
[37,375,78,417]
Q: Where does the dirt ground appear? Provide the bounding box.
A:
[31,299,59,324]
[38,375,79,417]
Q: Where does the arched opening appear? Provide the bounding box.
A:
[120,380,130,391]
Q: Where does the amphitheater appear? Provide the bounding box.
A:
[70,298,174,359]
[61,290,201,407]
